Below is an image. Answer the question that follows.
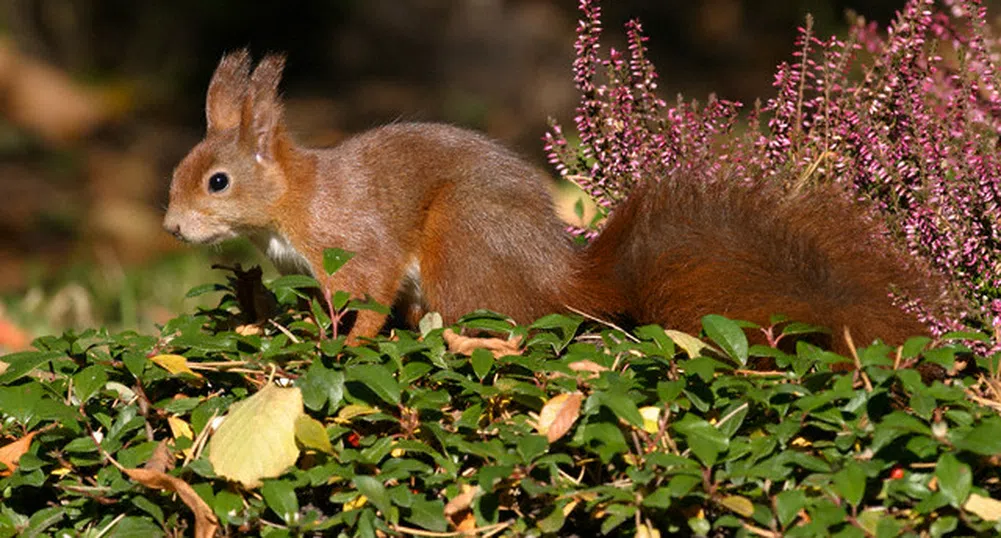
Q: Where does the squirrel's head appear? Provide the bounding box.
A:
[163,50,291,244]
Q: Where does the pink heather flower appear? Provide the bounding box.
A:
[547,0,1001,353]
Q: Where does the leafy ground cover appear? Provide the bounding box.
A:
[5,0,1001,536]
[1,264,1000,537]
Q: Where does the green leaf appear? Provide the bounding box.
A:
[674,416,728,467]
[954,417,1001,456]
[702,314,749,365]
[184,282,226,298]
[516,435,548,463]
[643,487,673,509]
[406,499,447,532]
[936,453,971,507]
[106,515,165,538]
[295,415,334,455]
[269,274,321,291]
[833,465,867,507]
[298,362,345,412]
[597,390,644,429]
[0,350,64,385]
[354,475,392,516]
[73,365,108,404]
[261,479,299,524]
[775,489,806,528]
[332,290,352,311]
[470,348,494,380]
[346,364,401,406]
[323,248,356,276]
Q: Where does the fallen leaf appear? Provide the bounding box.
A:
[536,392,583,443]
[443,329,522,358]
[0,431,38,476]
[168,416,195,458]
[568,360,608,375]
[455,512,478,533]
[124,467,218,538]
[965,493,1001,521]
[150,354,203,380]
[144,440,175,473]
[444,484,481,516]
[208,384,303,488]
[235,324,263,336]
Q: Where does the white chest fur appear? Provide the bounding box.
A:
[253,232,312,275]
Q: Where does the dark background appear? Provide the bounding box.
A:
[0,0,957,297]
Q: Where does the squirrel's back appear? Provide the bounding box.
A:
[588,169,941,353]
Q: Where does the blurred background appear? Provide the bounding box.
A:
[0,0,981,346]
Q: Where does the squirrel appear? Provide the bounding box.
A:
[163,50,624,343]
[587,171,943,356]
[164,50,940,352]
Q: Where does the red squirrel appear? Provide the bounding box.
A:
[162,50,623,343]
[164,50,937,351]
[587,171,941,354]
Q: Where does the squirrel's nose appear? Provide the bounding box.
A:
[162,214,183,239]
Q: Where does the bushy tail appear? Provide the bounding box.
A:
[585,169,947,354]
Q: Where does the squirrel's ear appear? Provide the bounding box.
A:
[243,53,287,163]
[206,49,251,132]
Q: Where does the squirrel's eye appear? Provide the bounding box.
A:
[207,172,230,193]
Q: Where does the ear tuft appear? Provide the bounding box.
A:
[242,53,288,162]
[206,49,252,132]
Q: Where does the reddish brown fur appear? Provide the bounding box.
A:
[164,50,623,343]
[165,49,940,352]
[588,169,943,354]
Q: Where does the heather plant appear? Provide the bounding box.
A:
[546,0,1001,348]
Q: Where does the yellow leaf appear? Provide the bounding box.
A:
[150,354,203,379]
[344,494,368,511]
[965,493,1001,521]
[536,392,583,443]
[639,406,661,434]
[636,523,662,538]
[718,495,755,517]
[294,415,333,455]
[208,384,303,488]
[665,330,715,358]
[167,416,194,458]
[336,404,377,423]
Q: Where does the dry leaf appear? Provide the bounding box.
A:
[0,431,38,477]
[144,440,175,473]
[443,329,522,358]
[455,512,478,533]
[536,392,583,443]
[150,354,203,380]
[235,324,263,336]
[124,467,219,538]
[168,416,195,458]
[965,493,1001,521]
[208,384,303,488]
[444,484,481,516]
[568,360,608,375]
